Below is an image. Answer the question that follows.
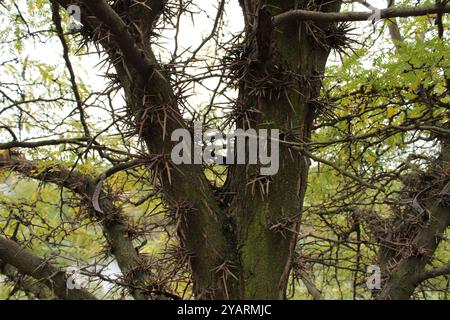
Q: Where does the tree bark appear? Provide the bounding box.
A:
[225,0,341,299]
[386,0,403,51]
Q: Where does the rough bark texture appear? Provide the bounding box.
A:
[224,0,341,299]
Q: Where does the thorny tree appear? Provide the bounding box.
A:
[0,0,449,300]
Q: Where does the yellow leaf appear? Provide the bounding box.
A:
[387,106,395,118]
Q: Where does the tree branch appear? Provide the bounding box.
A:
[58,0,238,298]
[51,0,91,138]
[79,0,154,78]
[385,0,403,51]
[273,4,450,25]
[0,137,90,150]
[300,271,324,300]
[0,159,156,300]
[418,263,450,283]
[0,259,53,299]
[0,236,96,299]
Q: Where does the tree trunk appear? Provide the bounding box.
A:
[224,0,341,299]
[73,0,341,300]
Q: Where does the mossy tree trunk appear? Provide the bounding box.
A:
[223,0,341,299]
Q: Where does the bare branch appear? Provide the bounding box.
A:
[0,137,91,150]
[300,271,324,300]
[418,263,450,283]
[273,4,450,25]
